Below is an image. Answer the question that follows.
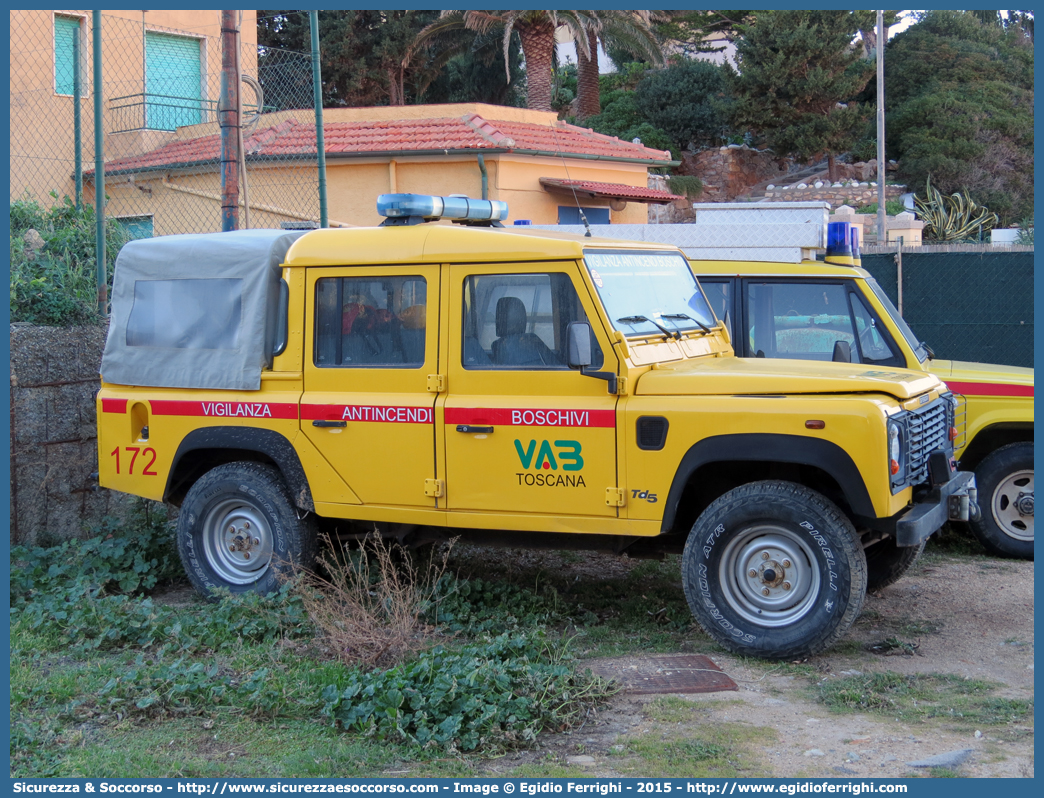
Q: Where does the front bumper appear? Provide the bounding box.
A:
[895,471,979,547]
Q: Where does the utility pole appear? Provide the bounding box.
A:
[876,10,886,246]
[310,10,328,228]
[219,10,240,231]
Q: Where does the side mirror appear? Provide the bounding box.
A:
[832,340,852,363]
[566,321,592,369]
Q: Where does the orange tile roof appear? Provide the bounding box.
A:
[539,178,683,204]
[94,112,674,176]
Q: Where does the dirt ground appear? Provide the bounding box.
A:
[477,549,1035,779]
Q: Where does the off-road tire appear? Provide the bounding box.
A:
[177,462,318,599]
[864,537,925,591]
[970,442,1034,559]
[682,480,867,660]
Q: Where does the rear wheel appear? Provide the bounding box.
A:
[682,480,866,660]
[970,443,1034,559]
[864,537,925,591]
[177,462,317,598]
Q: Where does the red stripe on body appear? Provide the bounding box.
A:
[101,398,128,413]
[946,381,1033,398]
[445,407,616,428]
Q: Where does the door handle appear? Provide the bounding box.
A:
[312,420,347,428]
[456,424,493,434]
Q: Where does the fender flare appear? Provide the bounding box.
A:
[660,433,874,533]
[165,426,314,511]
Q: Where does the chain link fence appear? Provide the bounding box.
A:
[862,244,1034,369]
[10,10,318,246]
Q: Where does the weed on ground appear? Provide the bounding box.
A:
[10,512,624,777]
[811,671,1033,733]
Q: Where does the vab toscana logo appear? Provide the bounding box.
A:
[514,439,586,487]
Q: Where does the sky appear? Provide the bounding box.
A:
[556,10,923,73]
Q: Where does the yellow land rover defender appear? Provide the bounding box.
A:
[693,241,1033,561]
[97,194,978,660]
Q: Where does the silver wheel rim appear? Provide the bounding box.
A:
[991,469,1034,542]
[201,498,274,584]
[718,524,821,627]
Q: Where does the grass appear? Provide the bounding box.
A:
[9,522,624,777]
[608,712,775,778]
[812,672,1033,732]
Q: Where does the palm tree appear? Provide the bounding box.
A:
[575,12,664,120]
[406,10,595,111]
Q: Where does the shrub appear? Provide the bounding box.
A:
[10,501,178,605]
[321,632,613,752]
[635,59,732,150]
[856,200,907,216]
[9,193,131,325]
[291,535,451,667]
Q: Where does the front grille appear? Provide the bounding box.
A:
[900,397,951,487]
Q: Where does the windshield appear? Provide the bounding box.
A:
[866,278,927,363]
[584,250,716,337]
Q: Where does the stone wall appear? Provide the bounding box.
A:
[9,323,132,545]
[763,181,906,210]
[682,144,788,202]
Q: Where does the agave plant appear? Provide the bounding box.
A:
[914,177,999,242]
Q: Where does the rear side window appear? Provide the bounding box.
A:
[314,276,427,368]
[126,278,242,349]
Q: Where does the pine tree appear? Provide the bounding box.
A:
[727,10,873,181]
[885,10,1034,225]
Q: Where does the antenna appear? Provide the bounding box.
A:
[548,122,592,237]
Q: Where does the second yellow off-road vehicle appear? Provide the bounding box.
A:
[694,257,1033,561]
[97,194,978,660]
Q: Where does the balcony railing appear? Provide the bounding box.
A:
[109,93,266,134]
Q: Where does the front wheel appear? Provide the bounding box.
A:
[970,442,1034,559]
[177,462,317,599]
[682,481,867,660]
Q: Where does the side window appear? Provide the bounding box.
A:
[462,273,603,370]
[314,276,426,368]
[850,292,899,364]
[700,279,732,343]
[748,282,854,360]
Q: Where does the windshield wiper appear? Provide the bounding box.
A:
[660,313,712,335]
[617,315,679,340]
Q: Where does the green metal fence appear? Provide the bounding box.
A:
[862,245,1034,369]
[10,10,317,238]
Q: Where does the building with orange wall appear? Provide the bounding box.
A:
[91,103,683,231]
[10,9,257,213]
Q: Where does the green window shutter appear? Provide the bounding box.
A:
[54,16,81,96]
[145,32,202,130]
[116,216,154,240]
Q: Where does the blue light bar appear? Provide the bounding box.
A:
[850,227,861,267]
[377,193,509,223]
[825,221,854,266]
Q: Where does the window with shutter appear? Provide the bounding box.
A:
[145,31,203,130]
[54,16,83,97]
